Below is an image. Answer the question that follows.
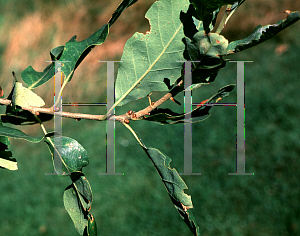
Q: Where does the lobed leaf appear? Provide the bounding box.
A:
[115,0,190,106]
[226,11,300,55]
[21,24,109,89]
[143,147,200,235]
[21,0,138,90]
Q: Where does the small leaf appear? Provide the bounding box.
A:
[71,172,93,211]
[12,82,45,108]
[45,136,89,175]
[87,214,97,236]
[226,11,300,55]
[64,185,88,235]
[0,156,17,170]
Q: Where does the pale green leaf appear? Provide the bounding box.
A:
[115,0,190,106]
[12,82,45,108]
[0,157,17,170]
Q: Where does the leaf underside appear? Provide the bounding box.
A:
[115,0,190,106]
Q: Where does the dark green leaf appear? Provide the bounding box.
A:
[0,122,43,143]
[71,172,93,212]
[189,0,238,33]
[180,5,198,40]
[64,185,88,235]
[226,11,300,55]
[2,109,53,125]
[145,84,235,124]
[115,0,190,106]
[143,147,200,235]
[45,136,89,175]
[21,24,109,89]
[108,0,138,26]
[87,214,97,236]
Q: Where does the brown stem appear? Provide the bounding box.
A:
[0,78,184,124]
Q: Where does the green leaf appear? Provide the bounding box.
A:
[64,184,88,235]
[145,84,235,124]
[21,24,109,89]
[226,11,300,55]
[1,81,52,125]
[0,156,17,170]
[21,0,137,90]
[181,29,228,83]
[0,136,17,170]
[45,136,89,175]
[115,0,190,106]
[189,0,238,33]
[12,82,45,108]
[0,123,43,143]
[87,214,97,236]
[143,147,200,235]
[108,0,138,26]
[71,172,93,212]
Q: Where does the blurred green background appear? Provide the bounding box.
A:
[0,0,299,235]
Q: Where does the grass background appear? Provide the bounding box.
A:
[0,0,300,235]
